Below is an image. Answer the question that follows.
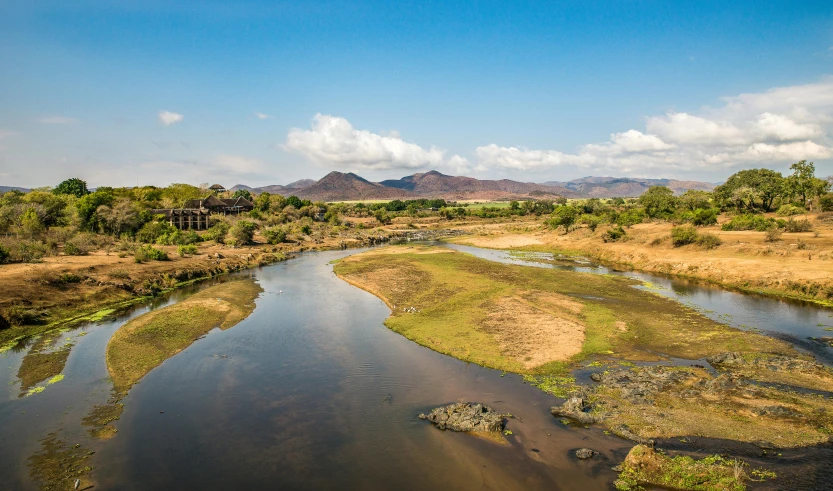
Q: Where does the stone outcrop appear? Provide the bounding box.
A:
[418,402,505,432]
[550,396,601,424]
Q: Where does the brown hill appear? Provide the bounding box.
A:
[294,171,415,201]
[380,170,575,199]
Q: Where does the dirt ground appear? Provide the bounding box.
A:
[447,213,833,306]
[0,229,393,344]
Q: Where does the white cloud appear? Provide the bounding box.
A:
[158,110,184,126]
[284,113,457,171]
[254,112,272,120]
[36,116,77,124]
[476,78,833,175]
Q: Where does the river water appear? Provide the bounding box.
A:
[0,244,831,490]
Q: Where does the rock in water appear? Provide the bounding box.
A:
[575,448,597,459]
[418,402,505,432]
[550,396,600,424]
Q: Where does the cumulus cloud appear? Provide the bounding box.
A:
[284,113,463,171]
[36,116,77,124]
[254,112,271,120]
[476,78,833,174]
[158,110,184,126]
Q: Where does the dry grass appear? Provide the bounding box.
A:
[335,245,794,375]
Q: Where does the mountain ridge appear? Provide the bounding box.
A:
[230,171,716,201]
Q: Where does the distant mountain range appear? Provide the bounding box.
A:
[0,186,30,193]
[232,170,715,201]
[542,176,716,198]
[1,173,714,201]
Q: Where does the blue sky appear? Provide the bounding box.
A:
[1,0,831,188]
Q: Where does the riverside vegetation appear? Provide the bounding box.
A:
[1,160,831,346]
[335,244,833,490]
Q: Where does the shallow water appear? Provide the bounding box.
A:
[0,245,831,489]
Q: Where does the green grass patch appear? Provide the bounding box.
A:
[106,279,262,391]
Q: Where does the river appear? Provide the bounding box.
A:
[0,244,831,489]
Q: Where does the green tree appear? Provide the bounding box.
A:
[253,192,271,212]
[714,168,784,211]
[53,178,89,198]
[678,190,713,211]
[509,200,520,210]
[548,205,579,232]
[161,183,202,208]
[786,160,816,207]
[638,186,677,218]
[232,189,253,200]
[19,208,44,239]
[76,189,114,231]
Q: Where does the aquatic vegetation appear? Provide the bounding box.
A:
[27,432,94,491]
[614,445,758,491]
[17,335,72,397]
[106,279,262,391]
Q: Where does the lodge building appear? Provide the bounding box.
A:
[150,188,255,230]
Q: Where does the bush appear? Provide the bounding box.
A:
[156,229,200,246]
[300,224,312,235]
[784,218,812,233]
[228,220,256,246]
[0,244,8,263]
[136,221,177,243]
[691,208,718,226]
[204,222,229,244]
[671,225,699,247]
[764,228,782,242]
[696,233,722,249]
[776,204,806,216]
[820,194,833,212]
[177,244,199,257]
[603,225,627,243]
[134,245,168,263]
[2,239,50,263]
[721,214,776,231]
[64,233,95,256]
[263,226,287,244]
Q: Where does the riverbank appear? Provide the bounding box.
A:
[443,213,833,308]
[334,244,833,450]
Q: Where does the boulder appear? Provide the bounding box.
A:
[551,396,600,424]
[418,402,505,432]
[575,448,597,459]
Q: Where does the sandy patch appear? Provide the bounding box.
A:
[456,235,545,249]
[481,296,584,369]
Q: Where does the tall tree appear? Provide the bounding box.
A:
[714,168,784,211]
[638,186,677,218]
[786,160,816,207]
[53,178,89,198]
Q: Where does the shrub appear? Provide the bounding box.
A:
[615,208,645,228]
[671,225,699,247]
[300,224,312,235]
[263,226,287,245]
[603,226,627,243]
[721,214,776,231]
[776,204,805,216]
[177,244,199,257]
[228,220,256,246]
[820,194,833,212]
[696,233,722,249]
[4,304,42,326]
[136,221,177,243]
[0,244,8,263]
[204,222,229,244]
[784,218,812,233]
[691,208,718,226]
[134,245,168,263]
[64,233,95,256]
[2,239,50,263]
[764,229,782,242]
